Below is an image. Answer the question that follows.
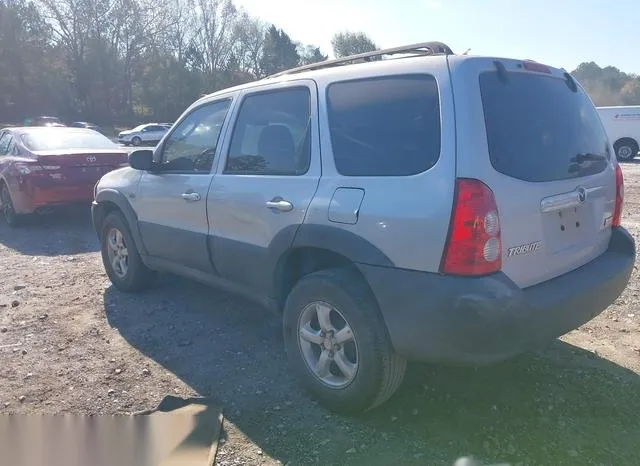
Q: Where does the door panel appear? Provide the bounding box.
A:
[208,81,321,297]
[136,172,214,272]
[132,98,235,273]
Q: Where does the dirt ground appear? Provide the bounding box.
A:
[1,164,640,466]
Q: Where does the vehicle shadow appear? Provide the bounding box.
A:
[0,207,99,256]
[105,278,640,466]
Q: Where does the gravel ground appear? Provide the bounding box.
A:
[1,163,640,466]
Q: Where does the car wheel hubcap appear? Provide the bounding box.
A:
[106,228,129,278]
[618,146,633,159]
[298,301,358,388]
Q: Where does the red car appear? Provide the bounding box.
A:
[0,127,129,226]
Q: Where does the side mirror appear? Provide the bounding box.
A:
[129,149,154,171]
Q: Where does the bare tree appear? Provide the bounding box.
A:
[233,10,266,78]
[189,0,238,85]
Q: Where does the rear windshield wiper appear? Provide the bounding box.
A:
[573,153,606,164]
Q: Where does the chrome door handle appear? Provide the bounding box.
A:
[265,198,294,212]
[181,192,201,202]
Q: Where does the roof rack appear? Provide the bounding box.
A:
[267,41,454,79]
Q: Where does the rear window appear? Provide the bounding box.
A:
[327,74,441,176]
[21,130,117,151]
[480,71,609,182]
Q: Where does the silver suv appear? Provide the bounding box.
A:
[92,42,636,413]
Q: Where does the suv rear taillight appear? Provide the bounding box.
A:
[613,163,624,227]
[440,179,502,276]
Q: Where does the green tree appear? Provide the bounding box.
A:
[572,61,640,106]
[620,79,640,105]
[331,31,377,58]
[259,25,300,76]
[298,44,327,66]
[0,0,54,122]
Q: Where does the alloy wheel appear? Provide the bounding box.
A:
[298,301,359,388]
[106,227,129,278]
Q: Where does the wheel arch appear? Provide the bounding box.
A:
[272,224,394,311]
[93,189,147,256]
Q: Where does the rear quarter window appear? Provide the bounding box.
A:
[479,71,609,182]
[326,74,441,176]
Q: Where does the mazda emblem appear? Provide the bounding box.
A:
[86,156,96,163]
[577,187,587,203]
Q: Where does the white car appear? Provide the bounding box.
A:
[117,124,168,146]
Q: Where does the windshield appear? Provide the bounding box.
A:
[21,130,118,151]
[479,71,609,182]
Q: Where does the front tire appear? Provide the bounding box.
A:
[283,268,406,413]
[131,136,142,147]
[100,211,155,292]
[614,139,639,161]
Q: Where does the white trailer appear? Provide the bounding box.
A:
[597,105,640,161]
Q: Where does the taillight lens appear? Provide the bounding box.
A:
[15,163,60,175]
[613,163,624,227]
[441,179,502,276]
[15,163,42,175]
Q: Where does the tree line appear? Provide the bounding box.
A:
[1,0,638,128]
[572,62,640,107]
[0,0,378,126]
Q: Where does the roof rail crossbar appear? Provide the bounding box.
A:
[266,41,454,79]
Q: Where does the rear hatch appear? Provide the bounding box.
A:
[449,56,616,288]
[32,149,128,185]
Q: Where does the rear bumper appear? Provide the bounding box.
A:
[14,184,94,214]
[359,227,636,365]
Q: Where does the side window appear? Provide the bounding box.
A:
[326,74,441,176]
[0,134,12,155]
[225,87,311,175]
[159,99,232,173]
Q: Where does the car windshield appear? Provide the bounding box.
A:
[21,130,117,151]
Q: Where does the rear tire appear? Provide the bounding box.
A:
[283,268,406,413]
[614,139,638,161]
[1,184,24,228]
[100,211,155,292]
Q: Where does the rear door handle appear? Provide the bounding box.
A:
[265,198,294,212]
[181,192,201,202]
